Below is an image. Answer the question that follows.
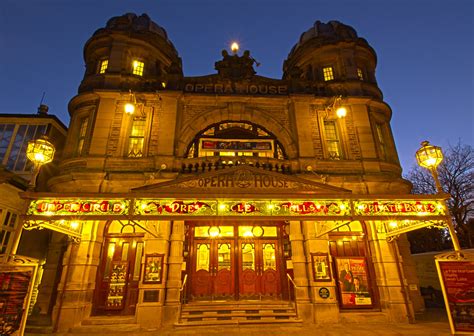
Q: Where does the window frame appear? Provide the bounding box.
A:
[0,209,19,255]
[322,120,343,159]
[76,116,89,156]
[98,59,109,74]
[132,59,145,77]
[322,66,335,81]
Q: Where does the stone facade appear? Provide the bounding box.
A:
[25,14,427,332]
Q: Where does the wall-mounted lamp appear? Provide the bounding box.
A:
[306,165,328,183]
[124,89,137,115]
[324,95,347,119]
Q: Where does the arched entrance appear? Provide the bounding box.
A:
[92,221,145,315]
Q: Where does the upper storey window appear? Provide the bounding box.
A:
[76,117,89,155]
[323,66,334,81]
[128,116,146,158]
[357,68,364,81]
[99,59,108,74]
[375,123,387,159]
[186,121,286,160]
[132,60,144,76]
[324,121,341,159]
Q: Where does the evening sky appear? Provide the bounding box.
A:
[0,0,472,173]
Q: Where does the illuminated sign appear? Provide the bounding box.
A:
[136,200,216,216]
[26,198,447,219]
[385,219,445,238]
[135,199,351,217]
[354,200,445,216]
[27,199,129,216]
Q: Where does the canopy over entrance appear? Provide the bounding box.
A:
[21,165,450,241]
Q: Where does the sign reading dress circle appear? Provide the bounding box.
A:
[319,287,330,299]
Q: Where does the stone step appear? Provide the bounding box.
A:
[182,311,297,318]
[69,324,141,334]
[24,325,54,334]
[81,316,136,325]
[175,318,303,327]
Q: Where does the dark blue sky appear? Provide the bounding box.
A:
[1,0,472,172]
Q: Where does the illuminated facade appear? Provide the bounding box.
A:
[21,14,451,331]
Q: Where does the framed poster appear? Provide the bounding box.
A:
[0,255,39,336]
[436,259,474,335]
[143,254,164,284]
[334,257,373,308]
[311,253,331,281]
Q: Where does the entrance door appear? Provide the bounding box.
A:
[239,239,280,299]
[93,236,144,315]
[191,239,235,300]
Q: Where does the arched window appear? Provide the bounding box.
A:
[185,121,286,160]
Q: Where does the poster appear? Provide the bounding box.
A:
[0,259,38,336]
[437,260,474,334]
[335,257,373,308]
[311,253,331,281]
[143,254,164,284]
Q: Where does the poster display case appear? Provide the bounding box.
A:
[334,257,373,308]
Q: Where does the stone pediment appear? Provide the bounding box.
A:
[132,165,351,196]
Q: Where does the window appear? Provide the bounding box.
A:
[99,59,108,74]
[5,124,47,171]
[324,121,341,159]
[0,124,15,162]
[132,60,144,76]
[0,210,18,254]
[323,66,334,81]
[186,121,286,160]
[375,124,386,159]
[76,117,89,155]
[128,117,146,157]
[357,68,364,81]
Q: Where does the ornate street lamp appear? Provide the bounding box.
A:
[415,140,461,253]
[325,95,347,119]
[26,135,55,190]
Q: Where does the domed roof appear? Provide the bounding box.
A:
[288,20,368,56]
[91,13,178,52]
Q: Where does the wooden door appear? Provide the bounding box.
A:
[239,239,281,299]
[190,239,235,299]
[93,236,144,315]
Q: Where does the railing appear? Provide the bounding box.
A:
[286,273,298,317]
[177,274,188,324]
[180,156,292,174]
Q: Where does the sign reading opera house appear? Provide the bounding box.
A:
[19,13,447,332]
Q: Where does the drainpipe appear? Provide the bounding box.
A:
[53,240,74,332]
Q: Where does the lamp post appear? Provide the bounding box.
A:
[26,136,55,190]
[415,140,462,254]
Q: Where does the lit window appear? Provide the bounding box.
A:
[76,117,89,155]
[323,67,334,81]
[99,59,108,74]
[357,68,364,81]
[375,124,386,159]
[128,117,146,157]
[132,60,144,76]
[324,121,341,159]
[0,210,18,254]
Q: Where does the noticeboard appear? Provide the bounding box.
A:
[436,259,474,335]
[0,257,39,336]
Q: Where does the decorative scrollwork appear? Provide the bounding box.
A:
[68,236,81,244]
[387,235,399,243]
[23,220,44,230]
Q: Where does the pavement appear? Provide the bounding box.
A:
[25,309,455,336]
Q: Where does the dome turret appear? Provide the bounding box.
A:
[79,13,182,93]
[283,20,381,98]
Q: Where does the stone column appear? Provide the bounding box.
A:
[163,220,185,325]
[303,221,339,323]
[366,221,413,323]
[35,233,67,317]
[289,220,312,323]
[136,220,171,330]
[53,220,104,332]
